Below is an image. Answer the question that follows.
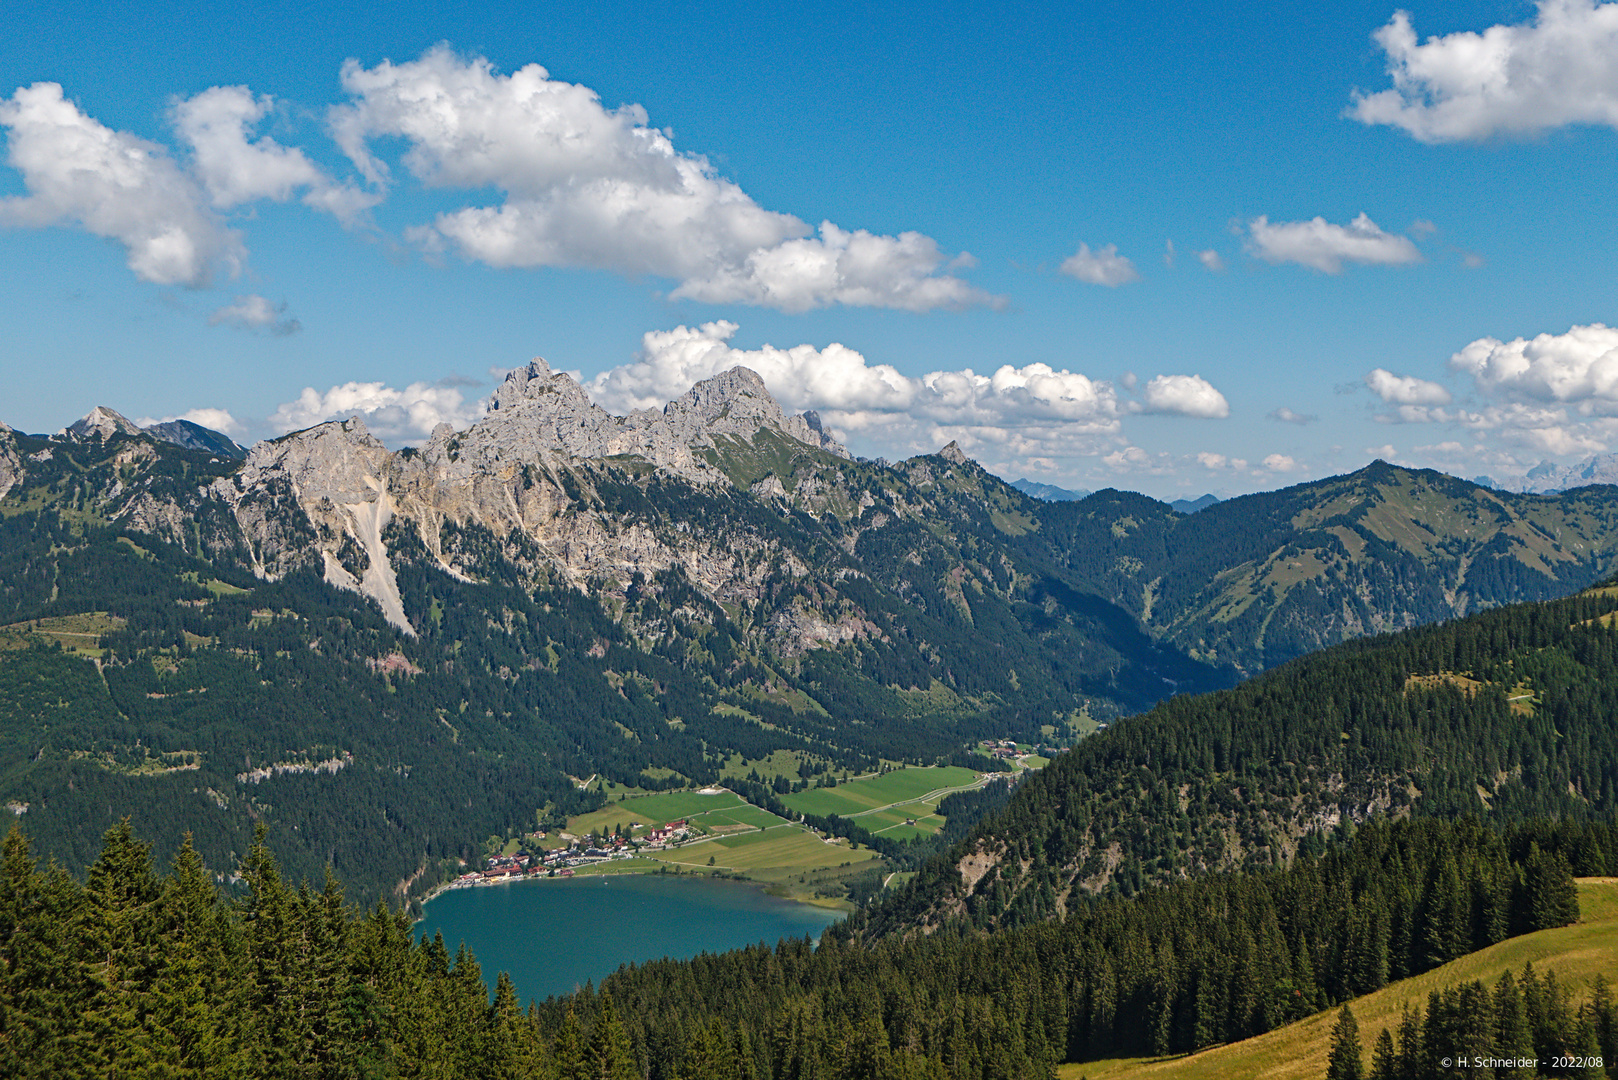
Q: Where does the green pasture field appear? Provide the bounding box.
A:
[710,828,791,850]
[781,766,980,818]
[0,612,125,657]
[689,804,785,831]
[566,788,743,838]
[566,858,666,877]
[857,806,939,831]
[648,827,879,876]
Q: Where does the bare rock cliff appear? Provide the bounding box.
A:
[207,363,854,637]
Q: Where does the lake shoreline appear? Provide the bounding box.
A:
[414,861,852,926]
[415,871,847,1003]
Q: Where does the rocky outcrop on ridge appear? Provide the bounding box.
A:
[0,425,18,502]
[204,363,854,636]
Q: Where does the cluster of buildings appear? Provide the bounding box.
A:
[979,739,1060,760]
[448,817,697,887]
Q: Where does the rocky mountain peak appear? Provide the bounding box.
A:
[488,358,595,413]
[142,418,246,460]
[64,406,143,443]
[242,418,389,499]
[938,441,970,466]
[648,366,847,458]
[660,367,786,440]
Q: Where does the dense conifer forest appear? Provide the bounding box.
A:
[856,587,1618,936]
[0,816,1598,1078]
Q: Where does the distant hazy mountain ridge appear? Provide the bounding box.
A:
[1491,452,1618,493]
[1009,478,1091,501]
[59,405,247,459]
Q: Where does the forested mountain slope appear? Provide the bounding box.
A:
[1022,462,1618,673]
[7,364,1618,907]
[854,585,1618,938]
[0,412,1225,906]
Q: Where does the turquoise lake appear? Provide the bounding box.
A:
[416,874,843,1003]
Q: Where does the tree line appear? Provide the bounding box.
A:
[1325,966,1615,1079]
[0,815,1589,1078]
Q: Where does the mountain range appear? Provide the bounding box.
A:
[7,362,1618,904]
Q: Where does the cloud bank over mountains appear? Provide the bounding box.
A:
[245,322,1235,477]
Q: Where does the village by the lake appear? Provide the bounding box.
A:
[433,746,1056,907]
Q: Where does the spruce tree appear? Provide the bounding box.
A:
[1326,1003,1365,1080]
[1492,969,1535,1080]
[1369,1026,1396,1080]
[585,991,638,1080]
[554,1005,588,1080]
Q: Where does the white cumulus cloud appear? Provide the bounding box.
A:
[209,294,301,335]
[1366,368,1452,406]
[1357,323,1618,471]
[1449,323,1618,404]
[1195,451,1249,470]
[1197,249,1225,272]
[1262,453,1301,472]
[1247,213,1421,273]
[1059,242,1140,287]
[171,86,376,222]
[1141,374,1230,418]
[1268,406,1317,425]
[0,82,242,286]
[269,379,486,444]
[329,47,996,313]
[580,322,1227,469]
[1350,1,1618,142]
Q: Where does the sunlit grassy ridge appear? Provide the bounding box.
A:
[1058,878,1618,1080]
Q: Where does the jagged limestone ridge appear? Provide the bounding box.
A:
[208,363,854,635]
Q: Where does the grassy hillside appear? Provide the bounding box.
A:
[1058,877,1618,1080]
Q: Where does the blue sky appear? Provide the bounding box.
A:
[5,0,1618,497]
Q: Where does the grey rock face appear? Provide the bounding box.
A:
[0,427,19,502]
[203,363,852,638]
[64,406,143,443]
[214,419,415,634]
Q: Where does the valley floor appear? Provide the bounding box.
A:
[472,766,999,908]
